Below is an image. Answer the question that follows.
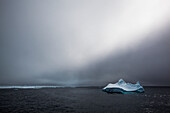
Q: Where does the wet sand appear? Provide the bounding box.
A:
[0,87,170,113]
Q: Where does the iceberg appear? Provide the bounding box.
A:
[102,79,144,93]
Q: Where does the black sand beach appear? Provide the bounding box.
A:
[0,87,170,113]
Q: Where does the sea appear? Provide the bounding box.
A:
[0,87,170,113]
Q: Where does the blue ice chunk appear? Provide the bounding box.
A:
[102,79,144,93]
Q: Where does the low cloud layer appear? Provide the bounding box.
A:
[0,0,170,86]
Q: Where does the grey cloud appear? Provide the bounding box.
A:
[0,0,170,86]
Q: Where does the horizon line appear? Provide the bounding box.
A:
[0,85,170,89]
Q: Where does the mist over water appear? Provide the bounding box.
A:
[1,0,170,86]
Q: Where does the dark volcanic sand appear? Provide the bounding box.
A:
[0,87,170,113]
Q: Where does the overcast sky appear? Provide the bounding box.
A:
[0,0,170,86]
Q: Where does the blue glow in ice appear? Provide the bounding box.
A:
[103,79,144,93]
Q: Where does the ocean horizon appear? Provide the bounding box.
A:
[0,85,170,89]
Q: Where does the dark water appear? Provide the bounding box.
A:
[0,87,170,113]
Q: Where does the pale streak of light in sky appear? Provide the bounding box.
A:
[62,0,170,68]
